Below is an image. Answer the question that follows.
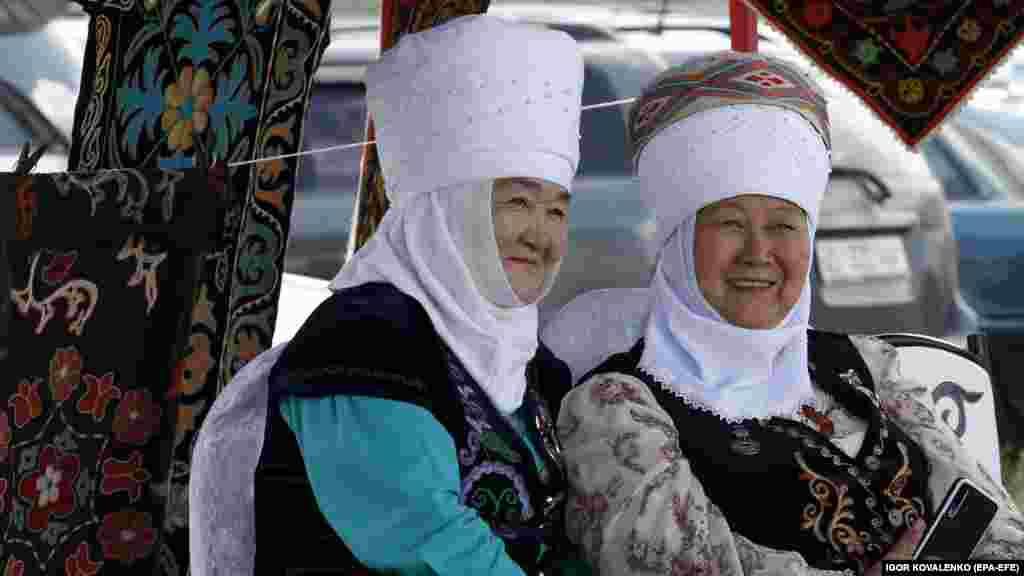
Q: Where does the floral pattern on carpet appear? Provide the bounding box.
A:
[2,170,224,575]
[744,0,1024,147]
[65,1,331,573]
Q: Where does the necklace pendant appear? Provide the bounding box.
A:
[729,426,761,456]
[839,369,863,389]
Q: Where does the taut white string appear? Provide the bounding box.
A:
[93,96,634,171]
[226,97,639,167]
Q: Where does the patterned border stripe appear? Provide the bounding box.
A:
[742,0,1024,147]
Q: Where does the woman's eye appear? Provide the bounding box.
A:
[722,220,744,229]
[548,208,567,220]
[509,197,530,208]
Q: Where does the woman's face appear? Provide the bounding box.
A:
[693,194,811,329]
[492,177,571,304]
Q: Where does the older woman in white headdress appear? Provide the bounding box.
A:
[556,52,1024,576]
[189,15,590,576]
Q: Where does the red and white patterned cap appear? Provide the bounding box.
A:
[628,51,832,249]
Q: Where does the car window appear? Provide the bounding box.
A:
[0,24,81,140]
[936,127,1019,202]
[919,136,979,202]
[577,47,664,177]
[579,63,631,176]
[956,106,1024,147]
[297,82,367,199]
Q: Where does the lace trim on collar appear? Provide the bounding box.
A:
[637,361,819,425]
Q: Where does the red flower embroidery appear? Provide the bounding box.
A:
[801,405,834,435]
[112,389,162,446]
[571,492,608,526]
[0,410,10,463]
[78,373,121,423]
[3,557,24,576]
[17,445,81,532]
[15,177,34,242]
[591,378,644,405]
[892,15,931,65]
[65,541,102,576]
[49,347,83,403]
[659,442,682,462]
[882,398,914,421]
[671,556,719,576]
[0,478,8,515]
[100,451,151,503]
[9,379,43,428]
[631,95,672,133]
[804,0,833,29]
[672,492,690,529]
[42,251,78,286]
[846,540,866,558]
[98,510,156,564]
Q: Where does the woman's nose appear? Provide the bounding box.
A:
[740,228,772,264]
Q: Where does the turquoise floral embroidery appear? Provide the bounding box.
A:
[208,59,258,159]
[118,51,169,156]
[173,1,236,66]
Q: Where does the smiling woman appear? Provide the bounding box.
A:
[693,195,810,329]
[492,177,571,305]
[554,51,1024,576]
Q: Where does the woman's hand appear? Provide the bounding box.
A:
[865,519,926,576]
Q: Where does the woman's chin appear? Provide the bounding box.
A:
[722,309,787,330]
[510,284,544,306]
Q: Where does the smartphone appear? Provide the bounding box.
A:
[913,477,999,561]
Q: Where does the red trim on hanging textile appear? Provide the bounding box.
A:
[730,0,759,52]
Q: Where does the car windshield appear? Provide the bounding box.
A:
[578,44,666,177]
[290,82,367,245]
[297,82,367,197]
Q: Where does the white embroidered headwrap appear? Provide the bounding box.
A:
[329,15,583,415]
[636,104,831,422]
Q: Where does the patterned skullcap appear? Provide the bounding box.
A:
[628,52,833,251]
[628,51,831,168]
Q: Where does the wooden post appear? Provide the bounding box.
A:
[730,0,759,52]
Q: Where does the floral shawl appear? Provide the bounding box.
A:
[558,335,1024,575]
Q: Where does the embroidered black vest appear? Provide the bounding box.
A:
[586,330,933,574]
[255,282,574,575]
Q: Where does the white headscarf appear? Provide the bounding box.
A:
[331,180,560,414]
[636,105,831,422]
[328,15,583,414]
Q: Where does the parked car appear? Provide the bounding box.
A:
[956,104,1024,148]
[0,19,81,172]
[920,120,1024,334]
[291,14,960,336]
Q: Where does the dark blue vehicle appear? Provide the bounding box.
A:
[920,114,1024,335]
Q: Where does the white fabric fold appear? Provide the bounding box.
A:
[330,180,556,415]
[636,106,830,422]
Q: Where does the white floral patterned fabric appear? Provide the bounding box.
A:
[558,335,1024,575]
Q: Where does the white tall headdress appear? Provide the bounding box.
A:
[330,15,584,414]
